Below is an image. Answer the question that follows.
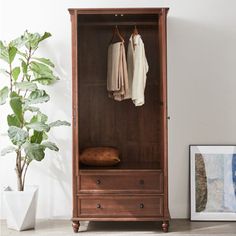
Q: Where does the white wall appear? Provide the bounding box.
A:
[1,0,236,219]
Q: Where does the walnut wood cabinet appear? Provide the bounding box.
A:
[68,8,170,233]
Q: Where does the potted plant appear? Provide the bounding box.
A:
[0,31,70,231]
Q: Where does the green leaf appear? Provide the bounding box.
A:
[9,35,26,48]
[26,122,50,132]
[0,41,5,50]
[42,132,48,140]
[39,32,51,42]
[8,126,28,145]
[15,81,37,91]
[37,112,48,123]
[24,32,41,50]
[30,131,43,144]
[8,46,17,64]
[12,67,20,81]
[17,51,27,59]
[32,57,54,67]
[30,112,48,123]
[29,115,37,123]
[0,41,9,62]
[23,31,51,49]
[31,77,57,85]
[49,120,70,128]
[30,60,58,85]
[30,61,53,76]
[0,86,9,105]
[10,92,23,123]
[23,142,45,161]
[23,105,39,112]
[1,146,17,156]
[7,114,21,127]
[21,60,28,74]
[10,91,18,98]
[26,89,50,104]
[41,141,59,151]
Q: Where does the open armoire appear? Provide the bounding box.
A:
[68,8,170,233]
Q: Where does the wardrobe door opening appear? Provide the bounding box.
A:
[77,14,163,170]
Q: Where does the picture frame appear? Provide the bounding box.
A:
[190,145,236,221]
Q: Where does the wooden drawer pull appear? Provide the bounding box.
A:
[96,203,101,209]
[140,203,144,209]
[139,179,144,185]
[96,179,101,185]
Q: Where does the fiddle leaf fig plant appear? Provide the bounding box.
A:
[0,31,70,191]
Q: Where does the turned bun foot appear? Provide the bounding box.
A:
[72,221,80,233]
[162,221,169,233]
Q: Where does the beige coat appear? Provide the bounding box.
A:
[107,42,129,101]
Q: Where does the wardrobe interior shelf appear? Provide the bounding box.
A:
[80,161,161,171]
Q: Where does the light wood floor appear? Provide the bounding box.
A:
[1,220,236,235]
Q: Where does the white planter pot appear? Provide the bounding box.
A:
[4,185,38,231]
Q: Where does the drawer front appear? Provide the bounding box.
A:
[79,195,163,217]
[80,172,163,192]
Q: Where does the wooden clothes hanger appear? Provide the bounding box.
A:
[110,25,125,44]
[133,25,139,36]
[132,25,139,50]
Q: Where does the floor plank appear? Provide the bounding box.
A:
[0,220,236,235]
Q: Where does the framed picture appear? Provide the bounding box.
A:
[190,145,236,221]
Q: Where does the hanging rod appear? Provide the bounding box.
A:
[78,21,158,26]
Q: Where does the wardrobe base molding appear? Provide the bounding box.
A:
[71,218,170,233]
[72,217,170,222]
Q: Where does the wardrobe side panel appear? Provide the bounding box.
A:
[159,9,170,219]
[71,10,79,218]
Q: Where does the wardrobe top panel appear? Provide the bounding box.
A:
[68,8,169,16]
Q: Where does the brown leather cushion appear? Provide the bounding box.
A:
[80,147,120,166]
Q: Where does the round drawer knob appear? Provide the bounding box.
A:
[96,204,101,209]
[96,179,101,185]
[140,203,144,209]
[139,179,144,185]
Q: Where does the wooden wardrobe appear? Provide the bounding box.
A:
[68,8,170,233]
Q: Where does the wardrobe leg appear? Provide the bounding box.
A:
[161,221,169,233]
[72,221,80,233]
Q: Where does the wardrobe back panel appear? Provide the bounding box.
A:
[78,24,162,164]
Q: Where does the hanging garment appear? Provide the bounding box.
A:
[107,42,129,101]
[127,34,149,106]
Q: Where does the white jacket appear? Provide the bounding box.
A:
[127,34,149,106]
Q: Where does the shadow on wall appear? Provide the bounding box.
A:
[167,17,236,218]
[29,38,72,218]
[168,16,236,143]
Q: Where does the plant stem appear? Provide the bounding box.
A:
[14,47,33,191]
[23,89,28,98]
[15,149,24,191]
[22,162,30,190]
[9,63,13,92]
[18,47,32,95]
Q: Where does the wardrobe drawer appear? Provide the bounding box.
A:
[79,195,163,217]
[79,172,163,192]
